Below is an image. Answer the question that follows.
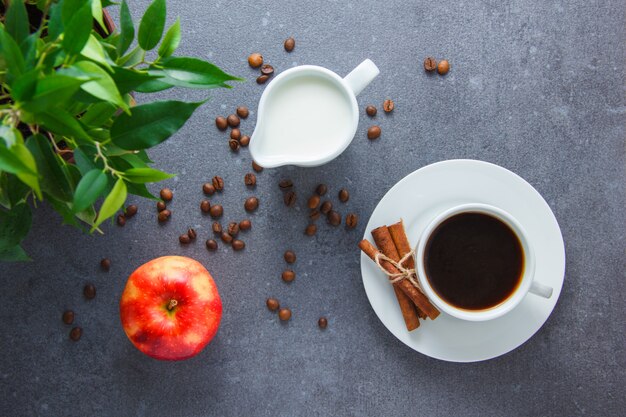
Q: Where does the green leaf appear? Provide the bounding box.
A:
[126,182,157,200]
[0,144,37,176]
[117,45,144,66]
[92,178,126,230]
[73,146,99,175]
[11,69,39,102]
[80,102,117,126]
[62,0,93,54]
[25,134,73,201]
[0,125,24,147]
[65,61,128,112]
[158,18,180,58]
[5,0,29,44]
[0,131,41,199]
[0,203,32,250]
[0,244,31,262]
[0,26,26,81]
[123,167,174,183]
[80,35,113,70]
[36,110,91,142]
[110,100,204,150]
[137,0,166,50]
[109,66,162,95]
[20,32,40,70]
[133,78,173,93]
[20,74,87,113]
[160,57,242,86]
[117,0,135,55]
[91,0,105,31]
[47,1,64,40]
[72,169,107,212]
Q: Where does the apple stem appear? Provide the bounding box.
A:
[167,299,178,311]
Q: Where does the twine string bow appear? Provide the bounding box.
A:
[373,247,425,292]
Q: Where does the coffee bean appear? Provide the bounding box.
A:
[328,210,341,226]
[200,200,211,213]
[212,176,224,191]
[437,59,450,75]
[100,258,111,271]
[346,213,358,229]
[256,74,270,84]
[248,52,263,68]
[423,57,437,72]
[116,214,126,226]
[187,228,197,240]
[205,239,218,251]
[179,233,191,244]
[252,161,264,172]
[210,204,223,218]
[215,116,228,130]
[284,250,296,264]
[221,232,233,244]
[320,200,332,214]
[315,183,328,196]
[227,114,240,128]
[318,317,328,329]
[237,106,249,118]
[69,327,82,341]
[158,210,171,222]
[157,201,167,212]
[260,64,274,75]
[244,173,257,187]
[244,197,259,212]
[266,298,280,311]
[279,179,293,190]
[338,188,349,202]
[366,105,377,117]
[212,221,222,234]
[367,126,381,140]
[125,204,138,218]
[239,219,252,230]
[83,283,96,300]
[308,195,320,209]
[305,224,317,236]
[278,308,292,321]
[229,139,240,152]
[383,99,395,113]
[62,310,75,325]
[284,37,295,52]
[283,191,296,207]
[230,128,241,140]
[160,188,173,201]
[203,182,216,195]
[239,135,250,147]
[227,222,240,237]
[309,210,321,221]
[232,239,245,251]
[282,269,295,283]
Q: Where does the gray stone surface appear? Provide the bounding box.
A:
[1,0,624,416]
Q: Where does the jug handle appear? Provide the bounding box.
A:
[343,59,380,96]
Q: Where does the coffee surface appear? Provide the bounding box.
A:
[424,212,524,310]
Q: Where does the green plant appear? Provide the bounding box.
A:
[0,0,240,261]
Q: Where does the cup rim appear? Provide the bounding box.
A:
[249,65,359,168]
[415,203,536,322]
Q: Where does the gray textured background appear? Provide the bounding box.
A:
[1,0,624,416]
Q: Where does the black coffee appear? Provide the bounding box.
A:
[424,212,524,311]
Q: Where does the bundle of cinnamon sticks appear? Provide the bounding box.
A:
[359,220,439,331]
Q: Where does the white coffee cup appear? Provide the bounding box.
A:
[415,203,553,321]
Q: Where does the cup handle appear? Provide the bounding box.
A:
[529,281,553,299]
[343,59,380,96]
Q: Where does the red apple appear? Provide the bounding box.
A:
[120,256,222,361]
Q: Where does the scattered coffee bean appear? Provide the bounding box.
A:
[227,222,240,237]
[315,183,328,196]
[212,221,222,234]
[248,52,263,68]
[212,176,224,191]
[100,258,111,271]
[252,161,264,172]
[284,191,297,207]
[232,239,245,251]
[244,173,257,187]
[200,200,211,213]
[366,105,377,117]
[239,219,252,230]
[83,283,96,300]
[205,239,218,251]
[158,210,171,222]
[309,210,321,221]
[227,114,240,128]
[266,298,280,311]
[284,37,295,52]
[215,116,228,130]
[282,269,295,283]
[69,327,82,341]
[203,182,216,195]
[367,126,381,140]
[237,106,249,118]
[256,74,270,84]
[308,195,320,209]
[338,188,349,202]
[210,204,223,218]
[125,204,138,218]
[437,59,450,75]
[278,308,292,321]
[187,228,197,240]
[157,201,167,212]
[318,317,328,329]
[179,233,191,244]
[328,210,341,226]
[424,57,437,72]
[230,128,241,140]
[305,224,317,236]
[320,200,332,214]
[239,135,250,147]
[383,99,395,113]
[284,250,296,264]
[260,64,274,75]
[62,310,75,325]
[160,188,173,201]
[117,214,126,226]
[229,139,240,152]
[346,213,358,229]
[221,232,233,244]
[279,179,294,190]
[244,196,259,212]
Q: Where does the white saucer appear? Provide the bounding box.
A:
[360,159,565,362]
